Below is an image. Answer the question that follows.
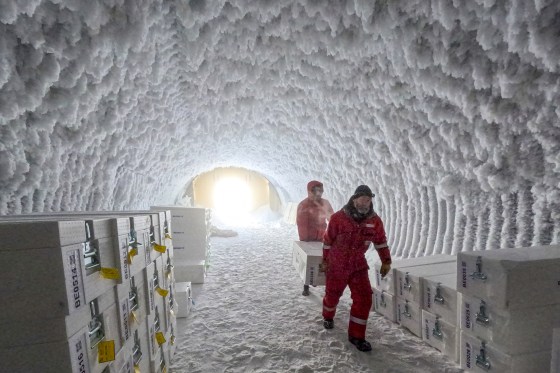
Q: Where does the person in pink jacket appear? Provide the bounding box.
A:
[296,180,334,295]
[320,185,392,352]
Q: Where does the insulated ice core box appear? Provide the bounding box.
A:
[292,241,325,287]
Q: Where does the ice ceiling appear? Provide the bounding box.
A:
[1,0,559,255]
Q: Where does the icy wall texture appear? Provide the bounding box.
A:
[1,0,559,254]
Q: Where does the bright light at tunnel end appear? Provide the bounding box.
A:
[213,177,254,226]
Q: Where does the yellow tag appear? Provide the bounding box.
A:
[156,287,169,297]
[98,340,115,363]
[165,233,172,239]
[131,310,138,323]
[100,267,120,280]
[155,331,166,345]
[153,243,167,253]
[127,247,138,264]
[134,364,141,373]
[163,367,167,373]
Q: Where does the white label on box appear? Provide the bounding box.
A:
[120,236,130,282]
[118,296,131,342]
[144,232,151,265]
[65,248,86,312]
[148,277,155,313]
[69,331,90,373]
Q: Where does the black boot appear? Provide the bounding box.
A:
[302,285,310,296]
[348,336,372,352]
[323,319,334,329]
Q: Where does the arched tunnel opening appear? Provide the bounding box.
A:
[178,167,283,226]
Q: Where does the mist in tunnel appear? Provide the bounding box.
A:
[1,0,560,259]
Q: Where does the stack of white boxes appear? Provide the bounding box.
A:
[151,206,211,284]
[393,261,456,339]
[421,272,461,363]
[367,252,455,324]
[0,210,178,373]
[457,245,560,372]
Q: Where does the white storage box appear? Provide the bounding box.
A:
[174,259,207,284]
[1,242,110,321]
[164,280,178,331]
[106,329,134,373]
[0,325,95,373]
[145,309,166,363]
[372,287,397,322]
[370,254,456,295]
[422,309,459,363]
[150,345,169,373]
[292,241,325,287]
[2,287,117,349]
[172,234,208,261]
[422,273,460,326]
[396,297,422,337]
[166,315,177,362]
[176,281,194,318]
[459,330,551,373]
[142,261,157,316]
[153,206,210,263]
[0,220,86,249]
[152,256,170,332]
[552,328,560,373]
[132,327,151,373]
[162,249,175,290]
[460,292,560,354]
[115,272,147,345]
[457,245,560,309]
[396,261,457,304]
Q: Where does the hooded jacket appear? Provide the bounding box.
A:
[296,181,334,241]
[322,197,391,274]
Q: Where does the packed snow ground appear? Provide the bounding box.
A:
[170,221,462,372]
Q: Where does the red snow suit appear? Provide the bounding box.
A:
[296,181,334,241]
[322,208,391,339]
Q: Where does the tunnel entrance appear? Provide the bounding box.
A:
[187,167,282,225]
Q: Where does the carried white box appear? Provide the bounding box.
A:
[174,259,207,284]
[292,241,325,287]
[552,328,560,373]
[422,273,461,326]
[396,297,422,337]
[372,287,397,322]
[370,254,456,295]
[422,309,459,363]
[457,245,560,309]
[396,262,456,304]
[460,292,560,354]
[459,330,551,373]
[176,281,194,318]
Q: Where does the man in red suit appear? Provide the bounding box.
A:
[321,185,392,352]
[296,180,334,295]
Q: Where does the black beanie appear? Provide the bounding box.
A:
[353,185,374,198]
